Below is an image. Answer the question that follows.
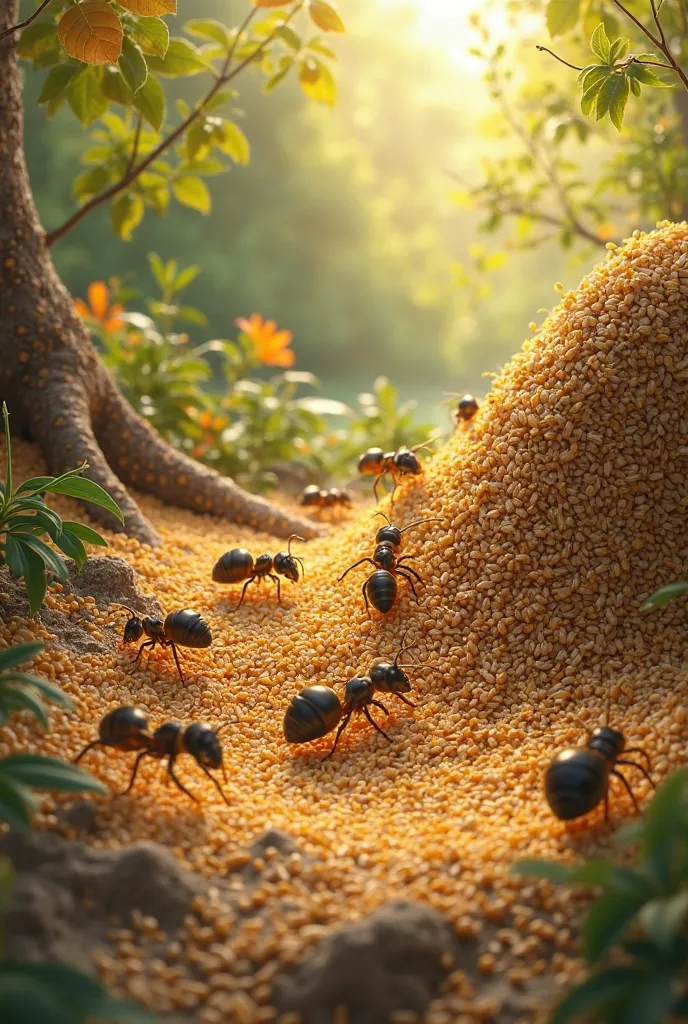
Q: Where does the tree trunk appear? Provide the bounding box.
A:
[0,1,318,546]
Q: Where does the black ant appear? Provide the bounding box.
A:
[357,439,437,503]
[74,705,230,805]
[443,392,479,428]
[211,535,305,609]
[113,606,212,684]
[300,485,352,514]
[283,630,420,757]
[544,684,656,822]
[338,514,438,616]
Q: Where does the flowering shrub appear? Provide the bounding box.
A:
[75,258,434,493]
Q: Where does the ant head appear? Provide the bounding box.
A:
[184,722,224,769]
[111,604,144,644]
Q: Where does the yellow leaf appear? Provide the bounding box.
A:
[117,0,177,14]
[251,0,294,7]
[58,1,123,65]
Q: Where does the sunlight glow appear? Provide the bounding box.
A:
[377,0,513,67]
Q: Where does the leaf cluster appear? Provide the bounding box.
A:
[0,403,123,610]
[515,771,688,1023]
[0,405,123,615]
[18,0,345,240]
[93,258,434,492]
[577,24,672,131]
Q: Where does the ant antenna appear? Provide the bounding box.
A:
[399,516,442,534]
[287,535,305,555]
[373,511,391,526]
[411,433,443,453]
[394,627,420,667]
[109,603,140,618]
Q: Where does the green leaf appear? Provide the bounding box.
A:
[627,62,673,87]
[173,265,200,291]
[54,529,88,569]
[308,0,346,33]
[130,16,169,58]
[640,892,688,950]
[0,770,36,830]
[641,770,688,886]
[547,0,581,37]
[119,37,148,94]
[1,673,72,708]
[298,57,337,106]
[185,19,232,47]
[73,163,113,199]
[276,25,301,49]
[68,66,108,127]
[0,974,74,1024]
[133,72,165,130]
[609,37,629,63]
[0,642,44,673]
[47,475,125,523]
[146,38,210,76]
[552,967,641,1024]
[37,63,82,105]
[582,889,649,962]
[5,537,47,615]
[1,686,50,729]
[17,19,59,57]
[512,858,572,883]
[265,61,293,92]
[596,73,629,129]
[173,175,211,213]
[60,521,109,547]
[216,121,250,164]
[591,23,611,63]
[1,963,156,1022]
[642,580,688,611]
[14,535,68,583]
[0,754,107,795]
[14,475,55,495]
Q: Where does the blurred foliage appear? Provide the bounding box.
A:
[515,770,688,1023]
[455,0,688,265]
[80,260,434,491]
[642,580,688,613]
[0,404,123,614]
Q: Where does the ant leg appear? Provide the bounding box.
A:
[268,574,282,603]
[133,639,155,665]
[119,751,152,796]
[373,472,387,504]
[166,755,199,803]
[611,769,641,814]
[294,557,306,581]
[622,748,653,771]
[197,763,231,806]
[396,569,419,601]
[371,699,390,716]
[321,713,352,761]
[364,706,392,743]
[362,579,372,619]
[393,693,417,708]
[73,740,102,764]
[235,575,255,611]
[169,642,185,684]
[397,562,424,586]
[617,760,656,790]
[338,558,377,583]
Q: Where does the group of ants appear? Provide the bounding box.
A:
[74,394,657,825]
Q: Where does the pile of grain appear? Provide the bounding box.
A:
[1,222,686,1022]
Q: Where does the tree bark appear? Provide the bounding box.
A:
[0,1,318,546]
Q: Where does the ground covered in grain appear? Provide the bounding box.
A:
[1,223,686,1023]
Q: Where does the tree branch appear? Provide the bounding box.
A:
[0,0,52,41]
[611,0,688,90]
[535,46,583,72]
[123,112,142,178]
[45,3,303,248]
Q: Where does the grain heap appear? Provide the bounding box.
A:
[1,222,686,1022]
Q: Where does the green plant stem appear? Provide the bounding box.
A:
[2,403,12,509]
[610,0,688,91]
[45,2,304,248]
[0,0,51,42]
[535,45,583,71]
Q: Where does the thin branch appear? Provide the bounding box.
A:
[46,3,303,247]
[535,46,583,72]
[610,0,662,49]
[0,0,52,41]
[649,0,668,50]
[124,113,143,178]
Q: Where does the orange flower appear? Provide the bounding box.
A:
[74,281,124,333]
[235,313,295,368]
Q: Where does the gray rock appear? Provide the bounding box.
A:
[56,799,98,834]
[274,900,454,1024]
[249,827,300,858]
